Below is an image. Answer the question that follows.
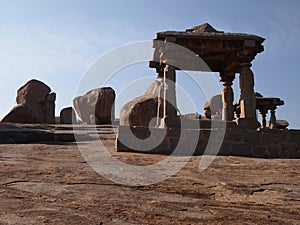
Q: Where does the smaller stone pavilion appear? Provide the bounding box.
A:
[116,24,300,158]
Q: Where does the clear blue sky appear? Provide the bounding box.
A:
[0,0,299,128]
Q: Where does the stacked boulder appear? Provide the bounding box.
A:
[2,79,56,124]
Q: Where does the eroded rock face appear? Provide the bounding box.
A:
[73,87,115,124]
[60,107,76,124]
[2,79,56,124]
[203,94,222,119]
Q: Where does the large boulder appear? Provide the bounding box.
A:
[73,87,115,124]
[120,95,160,127]
[2,104,42,124]
[16,79,51,105]
[182,113,202,120]
[203,94,222,119]
[120,80,179,127]
[2,79,56,124]
[144,80,162,96]
[60,107,76,124]
[120,80,161,127]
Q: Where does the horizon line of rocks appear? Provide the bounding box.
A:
[0,78,223,126]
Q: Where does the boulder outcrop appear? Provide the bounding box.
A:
[60,107,76,124]
[2,79,56,124]
[120,80,178,127]
[73,87,115,124]
[120,95,159,127]
[203,94,222,119]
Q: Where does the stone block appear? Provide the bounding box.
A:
[281,144,297,158]
[132,126,151,139]
[150,139,170,154]
[296,147,300,157]
[279,131,293,143]
[194,140,208,155]
[218,141,232,155]
[116,138,130,152]
[169,137,189,155]
[291,134,300,145]
[182,129,201,142]
[199,129,211,142]
[243,133,261,144]
[261,132,281,145]
[251,146,267,158]
[167,127,181,137]
[199,120,211,129]
[204,140,225,156]
[231,144,252,157]
[266,145,282,158]
[226,134,243,143]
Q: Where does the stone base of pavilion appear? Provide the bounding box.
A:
[116,123,300,158]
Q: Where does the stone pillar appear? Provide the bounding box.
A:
[269,106,277,129]
[159,64,179,127]
[237,63,259,128]
[164,64,177,117]
[259,108,268,128]
[156,78,163,127]
[220,73,235,121]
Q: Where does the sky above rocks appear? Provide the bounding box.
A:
[0,0,299,128]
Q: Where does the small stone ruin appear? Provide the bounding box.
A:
[0,23,299,159]
[116,23,300,158]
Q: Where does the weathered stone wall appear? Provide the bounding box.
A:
[116,125,300,158]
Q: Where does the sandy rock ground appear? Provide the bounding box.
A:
[0,124,299,224]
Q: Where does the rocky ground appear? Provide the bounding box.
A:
[0,124,299,224]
